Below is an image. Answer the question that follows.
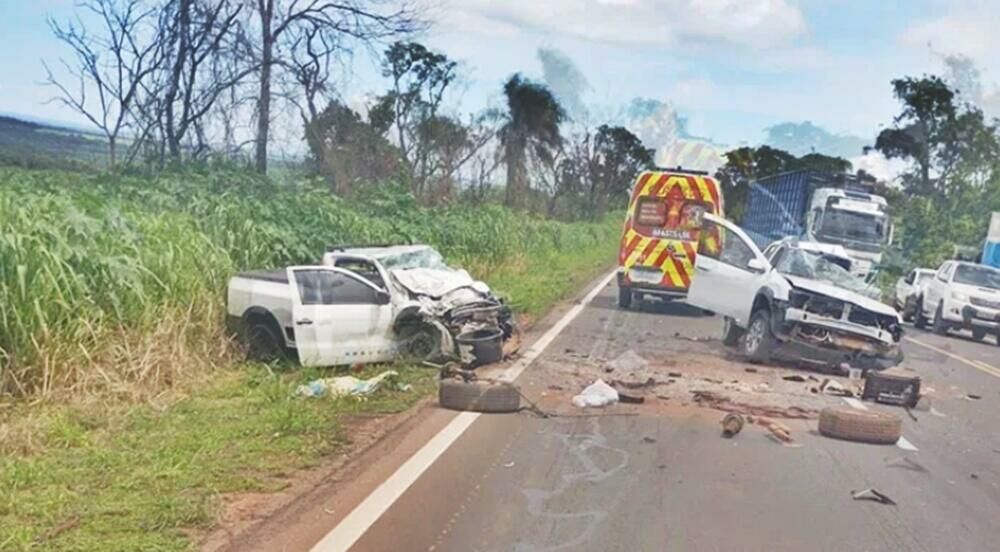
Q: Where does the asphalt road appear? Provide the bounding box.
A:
[265,279,1000,552]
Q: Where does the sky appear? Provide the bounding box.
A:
[3,0,1000,161]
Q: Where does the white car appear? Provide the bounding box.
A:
[893,268,935,321]
[226,245,514,366]
[915,260,1000,344]
[686,214,904,370]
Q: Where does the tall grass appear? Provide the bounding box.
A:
[0,168,617,398]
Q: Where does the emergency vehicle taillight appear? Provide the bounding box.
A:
[636,199,667,226]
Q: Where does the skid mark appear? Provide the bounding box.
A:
[513,418,631,552]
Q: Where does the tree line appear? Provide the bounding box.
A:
[44,0,653,220]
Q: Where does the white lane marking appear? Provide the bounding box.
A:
[905,336,1000,379]
[842,397,918,451]
[310,270,618,552]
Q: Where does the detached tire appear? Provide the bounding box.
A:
[618,285,632,309]
[439,379,521,413]
[818,407,902,445]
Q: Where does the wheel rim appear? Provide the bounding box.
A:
[249,326,278,361]
[745,318,764,354]
[407,332,436,359]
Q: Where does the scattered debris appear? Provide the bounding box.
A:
[753,382,771,392]
[967,394,982,400]
[503,461,516,468]
[759,418,793,443]
[615,377,656,389]
[782,375,807,382]
[668,371,683,378]
[820,379,854,397]
[572,379,619,408]
[295,370,400,399]
[675,334,714,343]
[691,390,818,419]
[548,384,565,391]
[642,436,657,444]
[721,413,745,438]
[904,408,918,422]
[862,372,920,407]
[851,488,896,506]
[745,367,758,373]
[885,456,928,473]
[617,390,646,404]
[607,349,648,373]
[971,473,979,480]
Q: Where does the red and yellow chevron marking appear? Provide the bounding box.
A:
[619,171,724,290]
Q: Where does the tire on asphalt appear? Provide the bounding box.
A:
[742,309,774,363]
[914,298,927,330]
[438,379,521,413]
[721,317,744,347]
[817,407,902,445]
[933,302,948,335]
[617,285,632,309]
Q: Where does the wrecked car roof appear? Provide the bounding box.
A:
[783,274,899,318]
[332,244,432,259]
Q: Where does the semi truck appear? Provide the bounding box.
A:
[740,170,893,280]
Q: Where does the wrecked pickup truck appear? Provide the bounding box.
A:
[686,214,903,371]
[226,244,516,366]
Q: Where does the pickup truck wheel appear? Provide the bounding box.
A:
[932,303,948,335]
[247,322,286,363]
[721,317,744,347]
[972,328,986,341]
[743,310,774,363]
[617,285,632,309]
[914,298,927,329]
[398,321,442,362]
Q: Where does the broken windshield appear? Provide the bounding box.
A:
[380,247,450,271]
[775,247,872,296]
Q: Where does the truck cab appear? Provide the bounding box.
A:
[806,187,891,279]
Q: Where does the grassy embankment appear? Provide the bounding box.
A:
[0,167,618,551]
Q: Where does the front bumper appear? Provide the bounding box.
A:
[773,307,903,370]
[942,300,1000,330]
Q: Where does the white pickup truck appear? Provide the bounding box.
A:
[915,260,1000,344]
[226,245,514,366]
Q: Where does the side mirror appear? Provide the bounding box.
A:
[747,258,768,274]
[375,290,391,305]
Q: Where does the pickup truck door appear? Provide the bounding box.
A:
[925,263,950,314]
[687,214,772,327]
[287,266,394,367]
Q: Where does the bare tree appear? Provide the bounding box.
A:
[157,0,253,162]
[44,0,165,170]
[248,0,423,174]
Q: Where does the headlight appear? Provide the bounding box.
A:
[952,291,970,302]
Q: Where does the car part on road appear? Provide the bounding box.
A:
[820,378,855,397]
[455,327,504,367]
[743,309,775,363]
[818,407,902,444]
[438,379,521,413]
[721,413,744,437]
[861,372,920,407]
[616,389,646,404]
[851,488,897,506]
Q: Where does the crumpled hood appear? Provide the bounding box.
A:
[783,275,899,318]
[390,267,491,299]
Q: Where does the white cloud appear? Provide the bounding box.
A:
[850,151,907,184]
[439,0,807,50]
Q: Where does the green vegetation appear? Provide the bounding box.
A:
[0,165,618,551]
[0,116,106,171]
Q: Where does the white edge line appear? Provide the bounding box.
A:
[310,270,617,552]
[842,397,918,452]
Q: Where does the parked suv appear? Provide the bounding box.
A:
[685,214,903,371]
[916,261,1000,344]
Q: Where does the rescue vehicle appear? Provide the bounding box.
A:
[617,167,724,308]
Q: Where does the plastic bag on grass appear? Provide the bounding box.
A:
[295,370,400,399]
